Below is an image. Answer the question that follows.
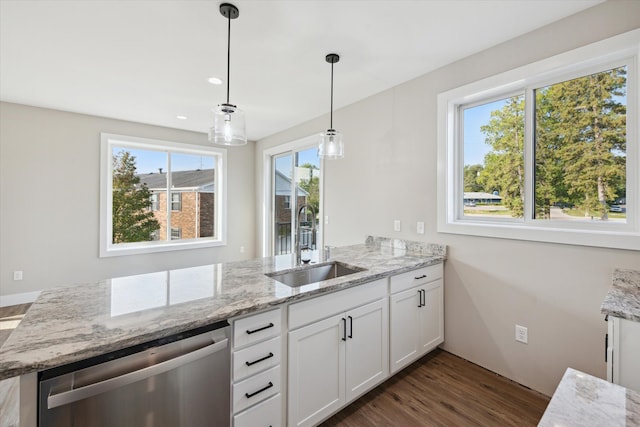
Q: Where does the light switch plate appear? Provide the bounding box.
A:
[417,221,425,234]
[393,220,401,232]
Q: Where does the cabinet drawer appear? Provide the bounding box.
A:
[234,308,281,349]
[289,278,388,330]
[390,264,443,294]
[233,393,282,427]
[233,366,281,413]
[233,336,282,382]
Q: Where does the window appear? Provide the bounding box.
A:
[100,134,227,257]
[170,227,182,240]
[150,193,159,211]
[438,30,639,250]
[170,192,182,211]
[262,134,323,257]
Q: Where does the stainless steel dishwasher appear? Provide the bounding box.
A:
[38,321,230,427]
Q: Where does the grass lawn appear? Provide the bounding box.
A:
[564,208,626,219]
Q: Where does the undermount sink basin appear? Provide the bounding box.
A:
[266,261,366,288]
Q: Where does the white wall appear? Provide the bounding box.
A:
[257,1,640,396]
[0,102,256,303]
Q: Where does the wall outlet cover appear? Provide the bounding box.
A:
[515,325,528,344]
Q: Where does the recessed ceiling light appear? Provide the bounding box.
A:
[208,76,223,85]
[176,115,188,120]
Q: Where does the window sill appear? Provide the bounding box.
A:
[100,238,226,258]
[437,218,640,251]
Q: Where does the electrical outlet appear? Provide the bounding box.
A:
[240,246,245,253]
[515,325,528,344]
[13,271,23,281]
[393,220,401,232]
[417,221,425,234]
[325,215,329,225]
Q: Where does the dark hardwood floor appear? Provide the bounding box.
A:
[321,349,550,427]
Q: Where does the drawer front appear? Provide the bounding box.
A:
[234,308,281,349]
[390,264,443,294]
[233,336,282,382]
[289,278,388,330]
[233,393,282,427]
[233,366,282,413]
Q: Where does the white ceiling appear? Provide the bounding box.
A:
[0,0,602,141]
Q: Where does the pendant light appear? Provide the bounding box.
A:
[318,53,344,159]
[209,3,247,146]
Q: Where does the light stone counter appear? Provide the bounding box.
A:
[0,240,445,380]
[601,268,640,322]
[538,368,640,426]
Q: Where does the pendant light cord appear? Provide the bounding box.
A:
[330,61,334,129]
[226,12,231,104]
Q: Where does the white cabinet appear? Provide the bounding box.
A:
[232,308,285,426]
[390,265,444,374]
[607,316,640,391]
[288,279,389,427]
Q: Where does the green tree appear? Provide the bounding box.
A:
[537,67,626,219]
[479,95,525,217]
[298,162,320,215]
[112,150,160,243]
[463,164,484,192]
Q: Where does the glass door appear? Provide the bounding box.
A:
[272,146,321,256]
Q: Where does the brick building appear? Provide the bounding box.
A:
[138,169,215,241]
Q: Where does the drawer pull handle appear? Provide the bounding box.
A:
[245,381,274,399]
[415,274,427,280]
[246,322,274,335]
[246,352,274,366]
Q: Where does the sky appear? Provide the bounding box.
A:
[463,98,508,167]
[113,147,215,174]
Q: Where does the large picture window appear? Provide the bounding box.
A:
[100,134,226,257]
[438,30,639,250]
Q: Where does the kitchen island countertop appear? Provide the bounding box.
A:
[538,367,640,426]
[0,239,445,380]
[601,268,640,322]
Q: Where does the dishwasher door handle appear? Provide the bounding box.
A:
[47,337,229,409]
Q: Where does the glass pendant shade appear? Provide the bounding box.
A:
[209,103,246,146]
[318,128,344,159]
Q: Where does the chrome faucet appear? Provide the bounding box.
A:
[296,203,316,265]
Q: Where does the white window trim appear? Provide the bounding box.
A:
[100,133,227,257]
[437,29,640,251]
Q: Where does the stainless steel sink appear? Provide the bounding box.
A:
[266,261,366,287]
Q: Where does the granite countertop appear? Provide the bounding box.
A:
[0,238,445,380]
[538,367,640,426]
[600,268,640,322]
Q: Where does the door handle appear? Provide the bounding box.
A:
[342,317,347,341]
[415,274,427,280]
[348,316,353,339]
[47,337,228,409]
[417,289,426,307]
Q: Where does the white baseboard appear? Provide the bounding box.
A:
[0,291,40,307]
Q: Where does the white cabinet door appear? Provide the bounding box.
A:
[390,287,421,374]
[609,316,640,391]
[345,299,389,403]
[419,279,444,354]
[288,313,345,427]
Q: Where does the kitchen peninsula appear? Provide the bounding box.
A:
[0,237,446,426]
